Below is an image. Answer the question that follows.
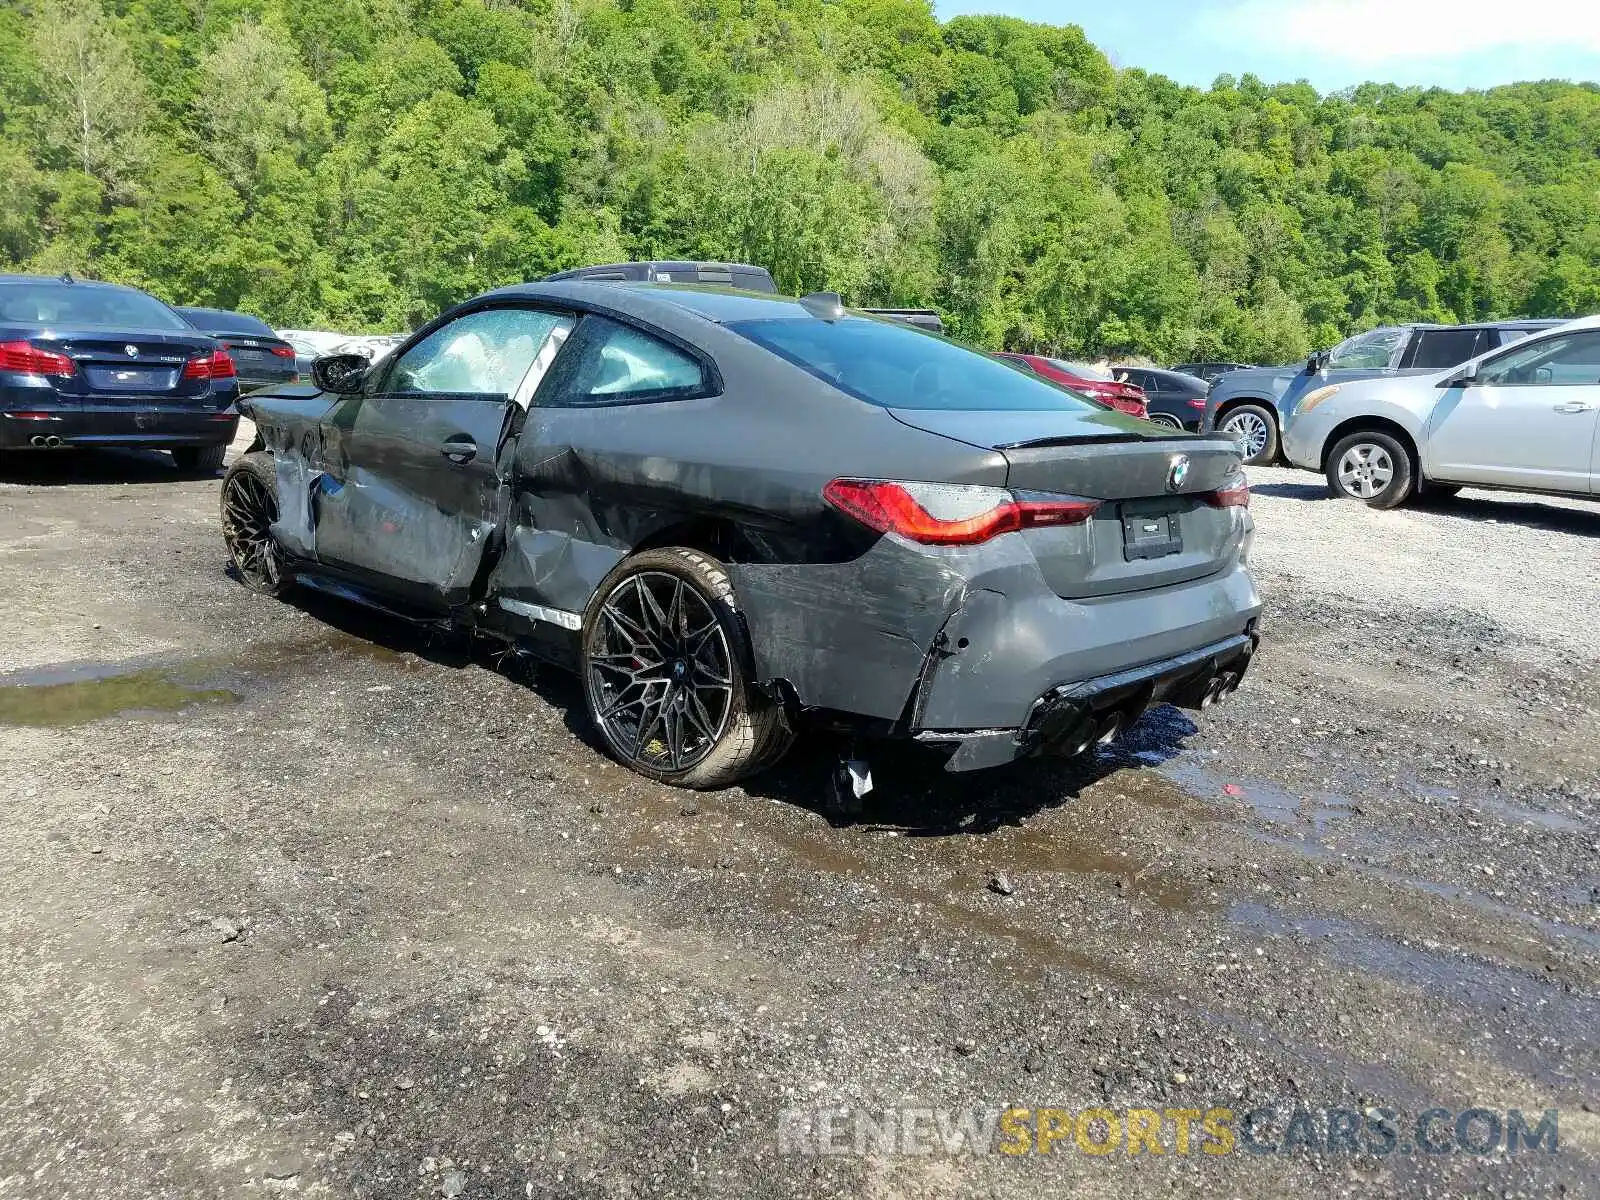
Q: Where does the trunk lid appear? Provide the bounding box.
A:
[889,407,1247,598]
[214,333,297,382]
[34,328,220,405]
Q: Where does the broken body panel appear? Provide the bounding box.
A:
[241,281,1261,772]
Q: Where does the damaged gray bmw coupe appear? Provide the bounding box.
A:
[223,282,1261,788]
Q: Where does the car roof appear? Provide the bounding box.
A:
[1406,318,1567,332]
[484,280,827,325]
[0,273,147,294]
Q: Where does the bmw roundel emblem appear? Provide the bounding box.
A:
[1167,455,1190,492]
[124,344,139,357]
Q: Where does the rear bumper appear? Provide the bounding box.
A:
[920,630,1258,771]
[0,407,238,449]
[733,520,1261,767]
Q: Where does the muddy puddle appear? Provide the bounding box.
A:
[1231,902,1598,1093]
[1411,780,1588,834]
[0,626,413,728]
[1162,758,1355,833]
[0,662,238,726]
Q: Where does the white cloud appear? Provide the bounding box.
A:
[1208,0,1600,66]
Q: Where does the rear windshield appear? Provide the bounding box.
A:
[728,317,1101,412]
[178,307,275,336]
[0,282,189,330]
[1049,358,1113,381]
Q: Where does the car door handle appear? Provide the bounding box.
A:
[1551,400,1595,413]
[440,438,477,463]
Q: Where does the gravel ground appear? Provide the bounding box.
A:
[1,436,1596,1199]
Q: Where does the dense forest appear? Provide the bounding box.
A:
[2,0,1600,361]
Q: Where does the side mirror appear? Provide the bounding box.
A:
[1305,351,1327,374]
[1438,370,1476,388]
[311,353,370,395]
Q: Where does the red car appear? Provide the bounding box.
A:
[994,353,1148,418]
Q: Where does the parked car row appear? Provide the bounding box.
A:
[1280,316,1600,507]
[1200,320,1563,467]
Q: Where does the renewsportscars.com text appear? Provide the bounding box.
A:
[778,1103,1560,1158]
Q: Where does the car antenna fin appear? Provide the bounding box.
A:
[799,291,845,321]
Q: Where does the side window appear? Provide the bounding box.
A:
[381,308,570,399]
[540,316,711,408]
[1409,329,1484,370]
[1477,331,1600,387]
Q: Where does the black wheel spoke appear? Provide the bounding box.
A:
[602,603,655,654]
[637,576,672,636]
[598,680,649,721]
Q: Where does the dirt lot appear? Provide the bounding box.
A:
[1,430,1597,1199]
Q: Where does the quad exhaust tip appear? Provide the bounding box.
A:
[1199,671,1242,709]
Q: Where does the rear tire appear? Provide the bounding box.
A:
[1325,431,1415,509]
[174,444,227,475]
[581,547,794,789]
[1219,403,1279,465]
[220,451,291,596]
[1147,413,1182,430]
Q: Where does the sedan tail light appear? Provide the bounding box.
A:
[1187,398,1207,409]
[1206,479,1250,508]
[823,479,1100,545]
[183,349,237,380]
[0,340,74,378]
[269,345,295,358]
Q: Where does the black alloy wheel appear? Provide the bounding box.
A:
[580,548,793,788]
[220,452,288,594]
[587,569,734,773]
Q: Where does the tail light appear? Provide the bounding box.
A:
[0,340,74,378]
[823,479,1100,545]
[1206,479,1250,509]
[1187,398,1207,409]
[183,349,237,380]
[269,345,295,359]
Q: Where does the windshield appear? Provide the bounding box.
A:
[0,282,189,330]
[1327,327,1406,370]
[728,318,1102,412]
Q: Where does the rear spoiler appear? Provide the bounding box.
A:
[861,308,945,335]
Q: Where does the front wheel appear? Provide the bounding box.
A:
[1325,431,1415,509]
[220,451,291,595]
[581,548,793,789]
[1219,403,1279,465]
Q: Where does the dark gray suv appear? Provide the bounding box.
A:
[1202,320,1566,465]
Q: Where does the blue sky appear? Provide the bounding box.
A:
[935,0,1600,93]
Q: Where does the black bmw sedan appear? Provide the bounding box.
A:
[0,274,240,473]
[175,306,299,392]
[225,282,1259,789]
